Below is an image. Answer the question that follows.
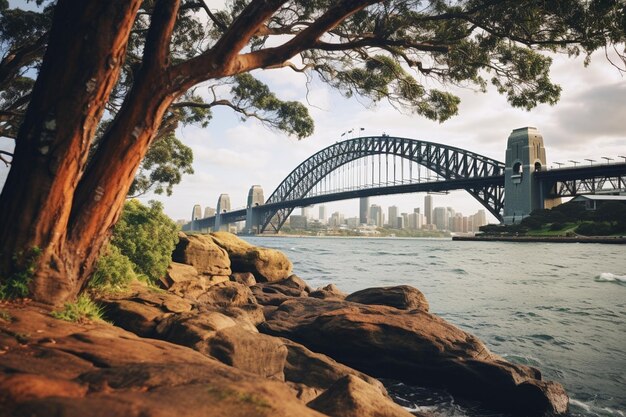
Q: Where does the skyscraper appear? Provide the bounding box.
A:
[318,205,327,224]
[359,197,370,225]
[433,206,449,231]
[424,195,433,225]
[370,204,383,226]
[388,205,399,228]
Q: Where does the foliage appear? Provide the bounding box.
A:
[0,247,41,299]
[108,200,178,284]
[90,245,140,291]
[129,133,194,197]
[50,294,105,323]
[575,222,615,236]
[481,200,626,236]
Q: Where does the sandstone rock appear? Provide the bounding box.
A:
[172,233,231,276]
[98,284,193,336]
[155,311,238,348]
[207,326,287,380]
[345,285,429,311]
[98,298,163,337]
[195,281,257,308]
[0,304,324,417]
[309,284,347,300]
[261,297,568,416]
[168,275,231,301]
[164,262,200,287]
[307,375,417,417]
[281,337,386,396]
[251,275,310,306]
[230,272,257,286]
[210,232,292,282]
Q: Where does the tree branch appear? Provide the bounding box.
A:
[0,33,48,91]
[142,0,181,70]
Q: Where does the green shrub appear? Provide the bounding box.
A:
[108,199,178,284]
[0,247,41,300]
[575,222,614,236]
[549,222,565,231]
[51,294,105,323]
[90,245,139,290]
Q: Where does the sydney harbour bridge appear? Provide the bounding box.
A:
[182,127,626,234]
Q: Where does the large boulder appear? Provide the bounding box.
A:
[345,285,429,311]
[307,375,419,417]
[207,326,288,380]
[210,232,292,282]
[0,305,325,417]
[172,233,231,276]
[260,297,568,416]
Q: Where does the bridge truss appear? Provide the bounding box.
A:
[260,136,505,233]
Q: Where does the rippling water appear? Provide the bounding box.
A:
[244,236,626,417]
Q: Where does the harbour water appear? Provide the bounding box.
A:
[244,236,626,417]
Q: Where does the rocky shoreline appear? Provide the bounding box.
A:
[0,232,569,417]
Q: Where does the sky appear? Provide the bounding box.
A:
[140,48,625,223]
[0,3,625,224]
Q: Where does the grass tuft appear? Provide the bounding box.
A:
[51,294,105,323]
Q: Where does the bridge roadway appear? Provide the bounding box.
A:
[189,174,505,230]
[188,162,626,232]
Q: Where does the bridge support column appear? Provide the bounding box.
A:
[215,194,231,231]
[244,185,264,234]
[503,127,557,224]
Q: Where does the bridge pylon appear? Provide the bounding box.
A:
[503,127,559,224]
[215,194,231,231]
[245,185,264,234]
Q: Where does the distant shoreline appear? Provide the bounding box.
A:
[452,235,626,244]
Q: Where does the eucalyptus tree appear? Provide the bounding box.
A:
[0,0,623,304]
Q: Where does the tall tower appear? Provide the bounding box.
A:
[245,185,264,234]
[318,205,327,224]
[388,205,399,228]
[215,194,231,231]
[359,197,370,224]
[424,195,433,225]
[503,127,550,224]
[192,204,202,220]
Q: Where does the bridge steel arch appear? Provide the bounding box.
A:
[260,136,505,233]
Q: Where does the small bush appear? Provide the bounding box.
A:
[109,200,178,283]
[90,245,139,290]
[0,247,41,300]
[51,294,105,323]
[549,222,565,231]
[575,222,614,236]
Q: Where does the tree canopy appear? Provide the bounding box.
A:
[0,0,624,304]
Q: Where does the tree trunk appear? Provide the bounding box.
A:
[0,0,141,304]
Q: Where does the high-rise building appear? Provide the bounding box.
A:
[318,205,327,224]
[433,206,449,231]
[204,207,216,218]
[388,205,399,228]
[370,204,383,226]
[329,212,344,228]
[424,195,433,225]
[359,197,370,225]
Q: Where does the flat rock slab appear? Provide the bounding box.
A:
[0,303,324,417]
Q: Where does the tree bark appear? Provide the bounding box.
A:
[0,0,141,304]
